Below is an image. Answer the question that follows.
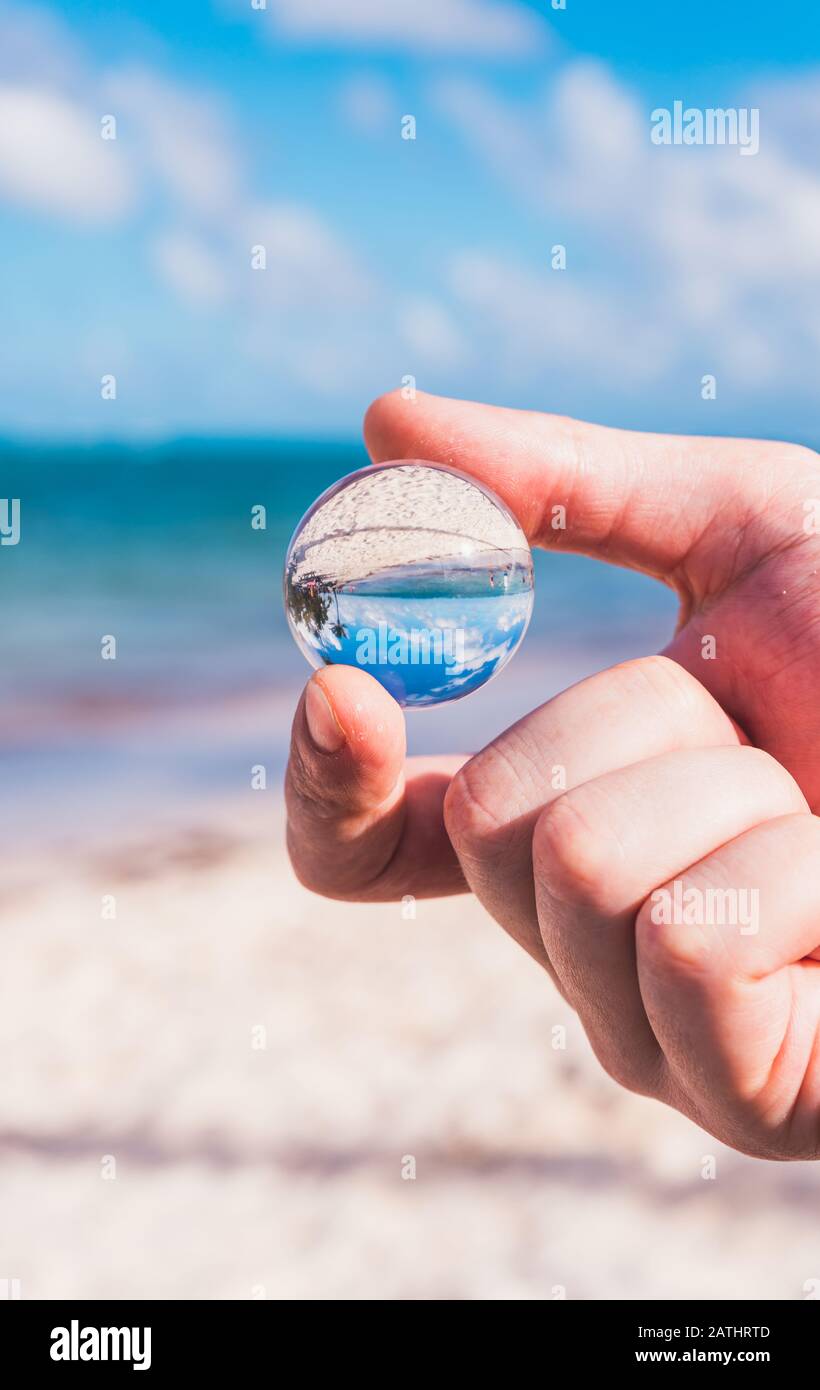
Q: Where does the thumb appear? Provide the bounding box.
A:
[285,665,467,900]
[364,390,781,585]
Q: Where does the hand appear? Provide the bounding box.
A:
[286,390,820,1159]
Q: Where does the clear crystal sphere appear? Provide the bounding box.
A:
[283,460,534,707]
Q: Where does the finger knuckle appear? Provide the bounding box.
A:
[447,750,530,856]
[594,1044,664,1100]
[628,653,706,720]
[635,891,714,982]
[533,793,618,911]
[443,756,512,859]
[734,746,807,810]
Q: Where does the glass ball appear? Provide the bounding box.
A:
[283,460,534,708]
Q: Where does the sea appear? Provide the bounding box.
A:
[1,439,676,848]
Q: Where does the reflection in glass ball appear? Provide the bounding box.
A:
[283,460,534,707]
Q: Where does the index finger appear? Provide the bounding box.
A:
[364,389,770,582]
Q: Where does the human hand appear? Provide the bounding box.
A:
[286,390,820,1158]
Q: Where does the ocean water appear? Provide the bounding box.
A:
[1,439,677,844]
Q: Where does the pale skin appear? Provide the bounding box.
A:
[286,390,820,1160]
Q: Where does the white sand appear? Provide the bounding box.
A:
[1,799,818,1301]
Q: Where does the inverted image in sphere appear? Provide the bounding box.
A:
[284,460,534,707]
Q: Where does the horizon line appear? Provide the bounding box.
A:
[0,431,367,451]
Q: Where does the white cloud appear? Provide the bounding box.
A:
[0,85,133,221]
[397,295,467,370]
[242,202,374,307]
[434,76,549,213]
[257,0,548,57]
[242,317,377,396]
[0,9,242,225]
[435,62,820,391]
[152,230,230,306]
[103,67,242,217]
[0,14,245,229]
[0,2,86,86]
[0,6,378,404]
[756,68,820,169]
[149,199,375,332]
[101,60,376,319]
[434,64,648,226]
[448,251,670,385]
[338,74,396,135]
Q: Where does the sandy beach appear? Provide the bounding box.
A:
[2,792,819,1302]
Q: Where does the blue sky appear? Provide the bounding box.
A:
[0,0,817,442]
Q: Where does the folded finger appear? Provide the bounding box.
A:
[636,812,820,1153]
[533,746,807,1095]
[444,655,741,965]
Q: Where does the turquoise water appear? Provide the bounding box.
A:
[0,437,671,702]
[0,439,676,841]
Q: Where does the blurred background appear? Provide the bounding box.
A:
[1,0,819,1300]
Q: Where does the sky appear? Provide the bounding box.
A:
[0,0,817,443]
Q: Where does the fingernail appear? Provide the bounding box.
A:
[305,679,346,753]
